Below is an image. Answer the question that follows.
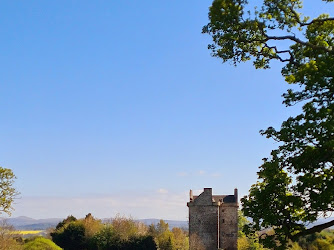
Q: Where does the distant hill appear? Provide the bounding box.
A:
[2,216,62,230]
[137,219,188,229]
[3,216,188,230]
[101,218,188,229]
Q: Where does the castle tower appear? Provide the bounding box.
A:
[219,188,238,249]
[187,188,238,250]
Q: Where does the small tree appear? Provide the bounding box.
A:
[157,231,175,250]
[172,227,189,250]
[155,220,169,235]
[0,167,19,215]
[148,220,176,250]
[0,219,22,250]
[110,214,143,240]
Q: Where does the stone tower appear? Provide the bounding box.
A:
[187,188,238,250]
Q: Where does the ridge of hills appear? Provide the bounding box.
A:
[2,216,188,230]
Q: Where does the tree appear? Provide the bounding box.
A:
[51,216,87,250]
[147,220,176,250]
[237,211,266,250]
[54,215,77,230]
[155,219,169,235]
[51,214,103,250]
[0,167,19,215]
[156,230,175,250]
[52,222,86,250]
[110,214,142,240]
[92,224,117,249]
[171,227,189,250]
[203,0,334,248]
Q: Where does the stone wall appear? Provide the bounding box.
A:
[188,188,219,249]
[189,204,218,249]
[219,203,238,250]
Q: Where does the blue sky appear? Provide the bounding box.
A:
[0,1,332,220]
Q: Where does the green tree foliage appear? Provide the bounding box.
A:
[0,167,19,215]
[51,214,157,250]
[156,230,175,250]
[93,215,156,250]
[51,220,86,250]
[23,237,62,250]
[203,0,334,248]
[93,224,156,250]
[148,220,189,250]
[149,220,175,250]
[93,225,118,249]
[295,230,334,250]
[238,210,249,238]
[51,214,102,250]
[238,211,267,250]
[238,235,266,250]
[109,214,145,240]
[82,213,103,248]
[50,215,189,250]
[54,215,77,230]
[171,227,189,250]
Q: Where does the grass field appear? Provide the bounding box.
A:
[14,230,44,235]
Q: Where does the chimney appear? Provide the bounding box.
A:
[204,188,212,195]
[234,188,238,202]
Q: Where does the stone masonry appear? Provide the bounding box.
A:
[187,188,238,250]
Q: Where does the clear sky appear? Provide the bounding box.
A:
[0,1,332,220]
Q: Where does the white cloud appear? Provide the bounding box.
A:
[211,173,221,178]
[157,188,168,194]
[177,172,188,177]
[198,170,206,175]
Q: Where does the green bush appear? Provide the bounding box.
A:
[23,237,61,250]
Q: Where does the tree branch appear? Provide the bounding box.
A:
[288,6,334,27]
[291,219,334,240]
[263,43,295,63]
[300,17,334,27]
[266,35,333,53]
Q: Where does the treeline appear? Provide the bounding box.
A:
[289,230,334,250]
[238,229,334,250]
[238,230,334,250]
[50,213,189,250]
[238,212,334,250]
